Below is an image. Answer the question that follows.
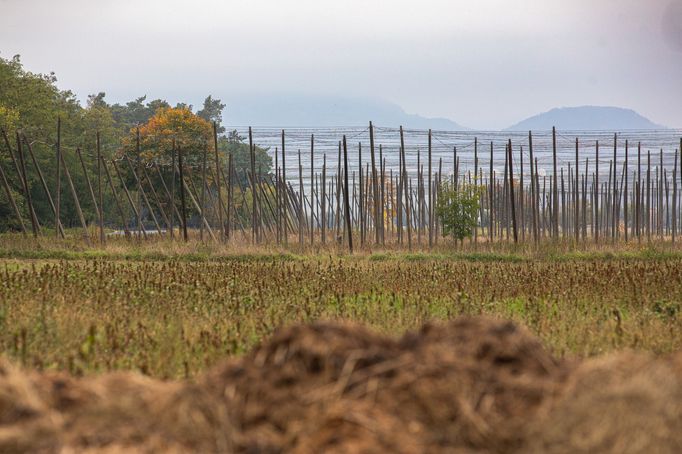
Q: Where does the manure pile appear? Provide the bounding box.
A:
[1,317,681,453]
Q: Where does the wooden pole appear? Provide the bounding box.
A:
[298,149,304,247]
[97,132,105,244]
[370,122,380,245]
[60,150,90,244]
[213,122,224,242]
[428,129,433,248]
[21,135,64,237]
[178,144,188,241]
[170,142,176,239]
[624,139,629,242]
[573,137,580,242]
[75,147,100,221]
[280,130,287,244]
[0,152,26,235]
[400,126,412,250]
[322,153,327,244]
[248,127,257,243]
[124,155,162,235]
[16,132,39,237]
[529,132,538,244]
[200,140,208,241]
[612,134,618,242]
[507,139,518,243]
[101,157,130,237]
[552,126,558,239]
[489,141,494,243]
[594,140,599,243]
[342,135,353,253]
[56,117,61,238]
[310,134,315,245]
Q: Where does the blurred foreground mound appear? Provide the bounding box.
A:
[1,317,680,453]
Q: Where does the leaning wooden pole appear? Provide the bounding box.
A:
[100,157,130,237]
[60,150,90,245]
[280,130,287,244]
[507,139,518,243]
[22,135,64,237]
[200,140,208,241]
[0,154,26,235]
[552,126,558,239]
[342,135,353,254]
[56,117,61,238]
[369,121,380,245]
[178,144,188,241]
[16,132,39,237]
[675,149,679,244]
[529,131,538,244]
[213,122,225,242]
[400,126,412,251]
[97,132,105,244]
[310,134,315,245]
[428,129,433,248]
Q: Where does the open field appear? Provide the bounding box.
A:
[0,236,681,378]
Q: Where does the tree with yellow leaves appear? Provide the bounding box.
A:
[123,106,213,166]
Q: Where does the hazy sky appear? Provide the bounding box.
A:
[1,0,681,129]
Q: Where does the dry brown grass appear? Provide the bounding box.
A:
[1,317,680,453]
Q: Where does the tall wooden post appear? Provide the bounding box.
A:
[370,122,379,245]
[612,134,618,242]
[322,153,327,244]
[593,140,600,243]
[170,140,176,239]
[248,127,257,243]
[56,118,61,238]
[624,139,629,242]
[97,132,105,244]
[507,139,518,243]
[552,127,558,238]
[178,144,188,241]
[673,150,677,244]
[200,140,208,241]
[400,126,412,250]
[489,141,494,243]
[573,137,580,242]
[358,141,365,247]
[342,135,353,253]
[529,132,537,244]
[281,130,287,244]
[16,132,39,237]
[428,129,433,248]
[310,134,315,245]
[213,122,224,242]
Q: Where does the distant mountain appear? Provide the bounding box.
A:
[223,94,468,130]
[506,106,665,131]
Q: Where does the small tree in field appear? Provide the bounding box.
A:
[436,182,480,242]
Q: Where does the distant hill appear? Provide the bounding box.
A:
[224,94,468,130]
[506,106,665,131]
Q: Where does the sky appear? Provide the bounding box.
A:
[1,0,681,129]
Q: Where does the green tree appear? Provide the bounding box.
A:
[197,95,226,134]
[436,182,480,242]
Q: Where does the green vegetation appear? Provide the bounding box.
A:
[436,182,481,242]
[0,244,679,379]
[0,54,270,232]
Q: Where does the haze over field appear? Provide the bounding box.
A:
[1,0,681,129]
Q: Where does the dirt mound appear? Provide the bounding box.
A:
[526,352,682,453]
[0,317,680,453]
